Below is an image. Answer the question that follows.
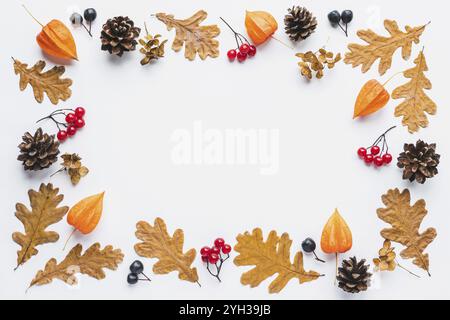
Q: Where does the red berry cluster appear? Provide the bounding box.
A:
[221,17,257,63]
[200,238,232,282]
[357,126,395,168]
[37,107,86,142]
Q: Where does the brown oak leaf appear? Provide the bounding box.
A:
[156,10,220,60]
[377,188,437,276]
[134,218,199,284]
[234,228,321,293]
[29,243,123,288]
[392,50,436,133]
[13,58,73,105]
[12,183,69,269]
[344,20,427,75]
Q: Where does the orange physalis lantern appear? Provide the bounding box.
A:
[63,192,105,249]
[245,10,278,45]
[23,6,78,61]
[321,209,353,254]
[353,79,390,119]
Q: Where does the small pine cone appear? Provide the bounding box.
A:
[397,140,440,184]
[17,128,60,171]
[284,6,317,42]
[101,16,141,56]
[337,257,372,294]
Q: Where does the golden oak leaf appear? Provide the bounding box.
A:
[344,20,427,75]
[13,58,73,105]
[156,10,220,61]
[234,228,321,293]
[377,188,437,276]
[392,50,436,133]
[134,218,199,284]
[12,183,69,269]
[29,243,123,288]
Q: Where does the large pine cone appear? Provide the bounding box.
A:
[397,140,440,184]
[101,16,141,56]
[17,128,60,171]
[337,257,372,294]
[284,6,317,42]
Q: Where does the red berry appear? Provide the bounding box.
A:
[208,253,219,264]
[75,118,85,128]
[214,238,225,248]
[75,107,86,118]
[200,246,211,257]
[227,49,237,61]
[383,153,393,164]
[371,146,381,155]
[239,44,250,54]
[248,45,257,57]
[374,156,384,167]
[201,255,209,262]
[57,130,68,141]
[357,147,367,158]
[222,244,232,254]
[65,113,77,124]
[210,246,220,255]
[67,125,77,136]
[237,51,247,62]
[364,154,374,164]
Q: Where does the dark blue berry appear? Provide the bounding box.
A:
[301,238,316,253]
[127,273,139,285]
[130,260,144,274]
[83,8,97,22]
[328,10,341,25]
[341,10,353,24]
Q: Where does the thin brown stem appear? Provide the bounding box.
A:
[271,35,294,50]
[62,228,77,251]
[22,4,44,27]
[396,261,421,278]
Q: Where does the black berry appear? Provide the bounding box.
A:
[301,238,316,253]
[328,10,341,25]
[130,260,144,274]
[127,273,139,285]
[341,10,353,24]
[84,8,97,22]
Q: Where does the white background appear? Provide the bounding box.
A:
[1,0,449,300]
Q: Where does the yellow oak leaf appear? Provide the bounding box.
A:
[392,50,436,133]
[377,188,437,276]
[12,183,69,269]
[135,218,199,284]
[345,20,427,75]
[234,228,321,293]
[13,58,73,105]
[156,10,220,60]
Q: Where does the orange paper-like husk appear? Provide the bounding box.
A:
[245,11,278,45]
[37,20,78,61]
[320,209,353,254]
[353,79,390,118]
[67,192,104,234]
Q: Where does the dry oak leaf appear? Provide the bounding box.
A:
[135,218,199,284]
[12,58,72,105]
[392,50,436,133]
[29,243,123,288]
[377,188,437,276]
[12,183,69,269]
[344,20,427,75]
[156,10,220,61]
[234,228,321,294]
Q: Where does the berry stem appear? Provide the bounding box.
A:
[312,251,326,263]
[220,17,251,49]
[139,272,152,281]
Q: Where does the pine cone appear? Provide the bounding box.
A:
[101,16,141,56]
[337,257,372,294]
[397,140,440,184]
[284,6,317,42]
[17,128,60,171]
